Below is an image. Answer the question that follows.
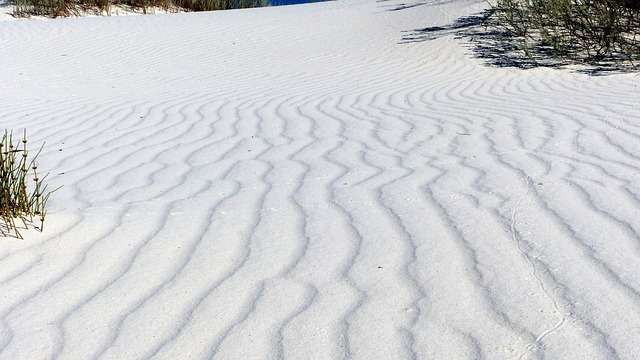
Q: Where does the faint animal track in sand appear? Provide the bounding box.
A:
[510,173,565,358]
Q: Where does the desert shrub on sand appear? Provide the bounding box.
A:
[491,0,640,65]
[11,0,269,17]
[0,130,55,239]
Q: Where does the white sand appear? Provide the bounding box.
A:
[1,0,640,358]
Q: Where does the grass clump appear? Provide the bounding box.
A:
[0,130,55,239]
[490,0,640,66]
[11,0,269,18]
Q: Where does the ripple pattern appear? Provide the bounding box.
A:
[1,0,639,359]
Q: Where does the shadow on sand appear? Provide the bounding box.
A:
[399,7,637,75]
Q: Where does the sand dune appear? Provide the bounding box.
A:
[1,0,639,358]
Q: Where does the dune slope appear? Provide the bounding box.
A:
[1,0,640,358]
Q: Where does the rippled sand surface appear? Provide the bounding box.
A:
[1,0,639,358]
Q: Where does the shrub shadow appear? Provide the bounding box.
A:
[378,0,456,12]
[400,8,637,75]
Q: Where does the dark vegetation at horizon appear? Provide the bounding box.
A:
[402,0,640,73]
[7,0,269,17]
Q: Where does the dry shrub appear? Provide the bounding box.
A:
[491,0,640,64]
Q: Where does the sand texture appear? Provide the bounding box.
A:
[1,0,640,358]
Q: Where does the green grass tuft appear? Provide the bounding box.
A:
[0,130,57,239]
